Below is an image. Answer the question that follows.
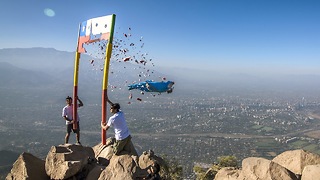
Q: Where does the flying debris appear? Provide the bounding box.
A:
[123,57,131,62]
[82,26,174,105]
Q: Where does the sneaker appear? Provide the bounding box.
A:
[76,141,81,145]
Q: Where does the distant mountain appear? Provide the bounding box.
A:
[0,48,172,90]
[0,62,55,88]
[0,48,179,104]
[1,47,320,96]
[0,47,75,70]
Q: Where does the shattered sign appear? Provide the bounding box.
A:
[77,15,113,53]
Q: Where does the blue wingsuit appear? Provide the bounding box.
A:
[128,80,174,93]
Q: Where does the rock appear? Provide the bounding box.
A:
[98,154,142,180]
[139,150,166,169]
[138,149,170,178]
[45,144,93,179]
[272,149,320,175]
[301,164,320,180]
[6,152,49,180]
[86,165,105,180]
[92,140,115,166]
[92,138,115,161]
[214,167,240,180]
[237,157,298,180]
[139,150,155,169]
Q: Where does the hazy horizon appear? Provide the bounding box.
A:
[1,47,320,100]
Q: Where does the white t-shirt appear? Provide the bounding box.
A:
[107,111,130,140]
[62,105,80,125]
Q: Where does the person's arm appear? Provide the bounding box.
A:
[77,96,84,107]
[63,115,73,122]
[101,121,110,131]
[106,95,113,106]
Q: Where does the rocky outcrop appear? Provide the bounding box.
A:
[139,150,166,169]
[6,152,49,180]
[7,144,320,180]
[92,138,115,166]
[238,157,298,180]
[45,144,94,179]
[272,149,320,175]
[98,154,140,180]
[6,141,167,180]
[215,150,320,180]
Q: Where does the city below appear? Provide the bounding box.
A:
[1,87,320,176]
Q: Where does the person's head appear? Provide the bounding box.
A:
[66,96,72,105]
[167,81,174,87]
[110,103,120,113]
[166,81,174,94]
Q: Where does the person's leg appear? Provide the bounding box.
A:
[65,124,72,144]
[123,136,138,156]
[113,137,130,155]
[76,132,80,143]
[75,122,80,144]
[128,140,138,156]
[65,133,70,144]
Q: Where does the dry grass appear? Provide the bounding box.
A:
[305,130,320,139]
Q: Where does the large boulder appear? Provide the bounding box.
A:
[139,150,169,178]
[272,149,320,175]
[237,157,298,180]
[139,150,164,169]
[45,144,93,179]
[301,164,320,180]
[6,152,49,180]
[98,154,142,180]
[92,138,115,166]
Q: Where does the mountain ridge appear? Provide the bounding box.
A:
[1,47,320,94]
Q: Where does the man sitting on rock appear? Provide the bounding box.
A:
[101,98,138,157]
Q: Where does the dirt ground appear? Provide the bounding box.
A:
[305,130,320,139]
[304,112,320,139]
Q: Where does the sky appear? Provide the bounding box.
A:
[0,0,319,75]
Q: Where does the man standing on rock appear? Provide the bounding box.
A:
[62,96,83,144]
[101,98,138,157]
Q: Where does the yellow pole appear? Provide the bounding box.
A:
[73,24,81,130]
[101,14,116,145]
[73,51,80,129]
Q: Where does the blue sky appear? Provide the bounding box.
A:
[0,0,319,75]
